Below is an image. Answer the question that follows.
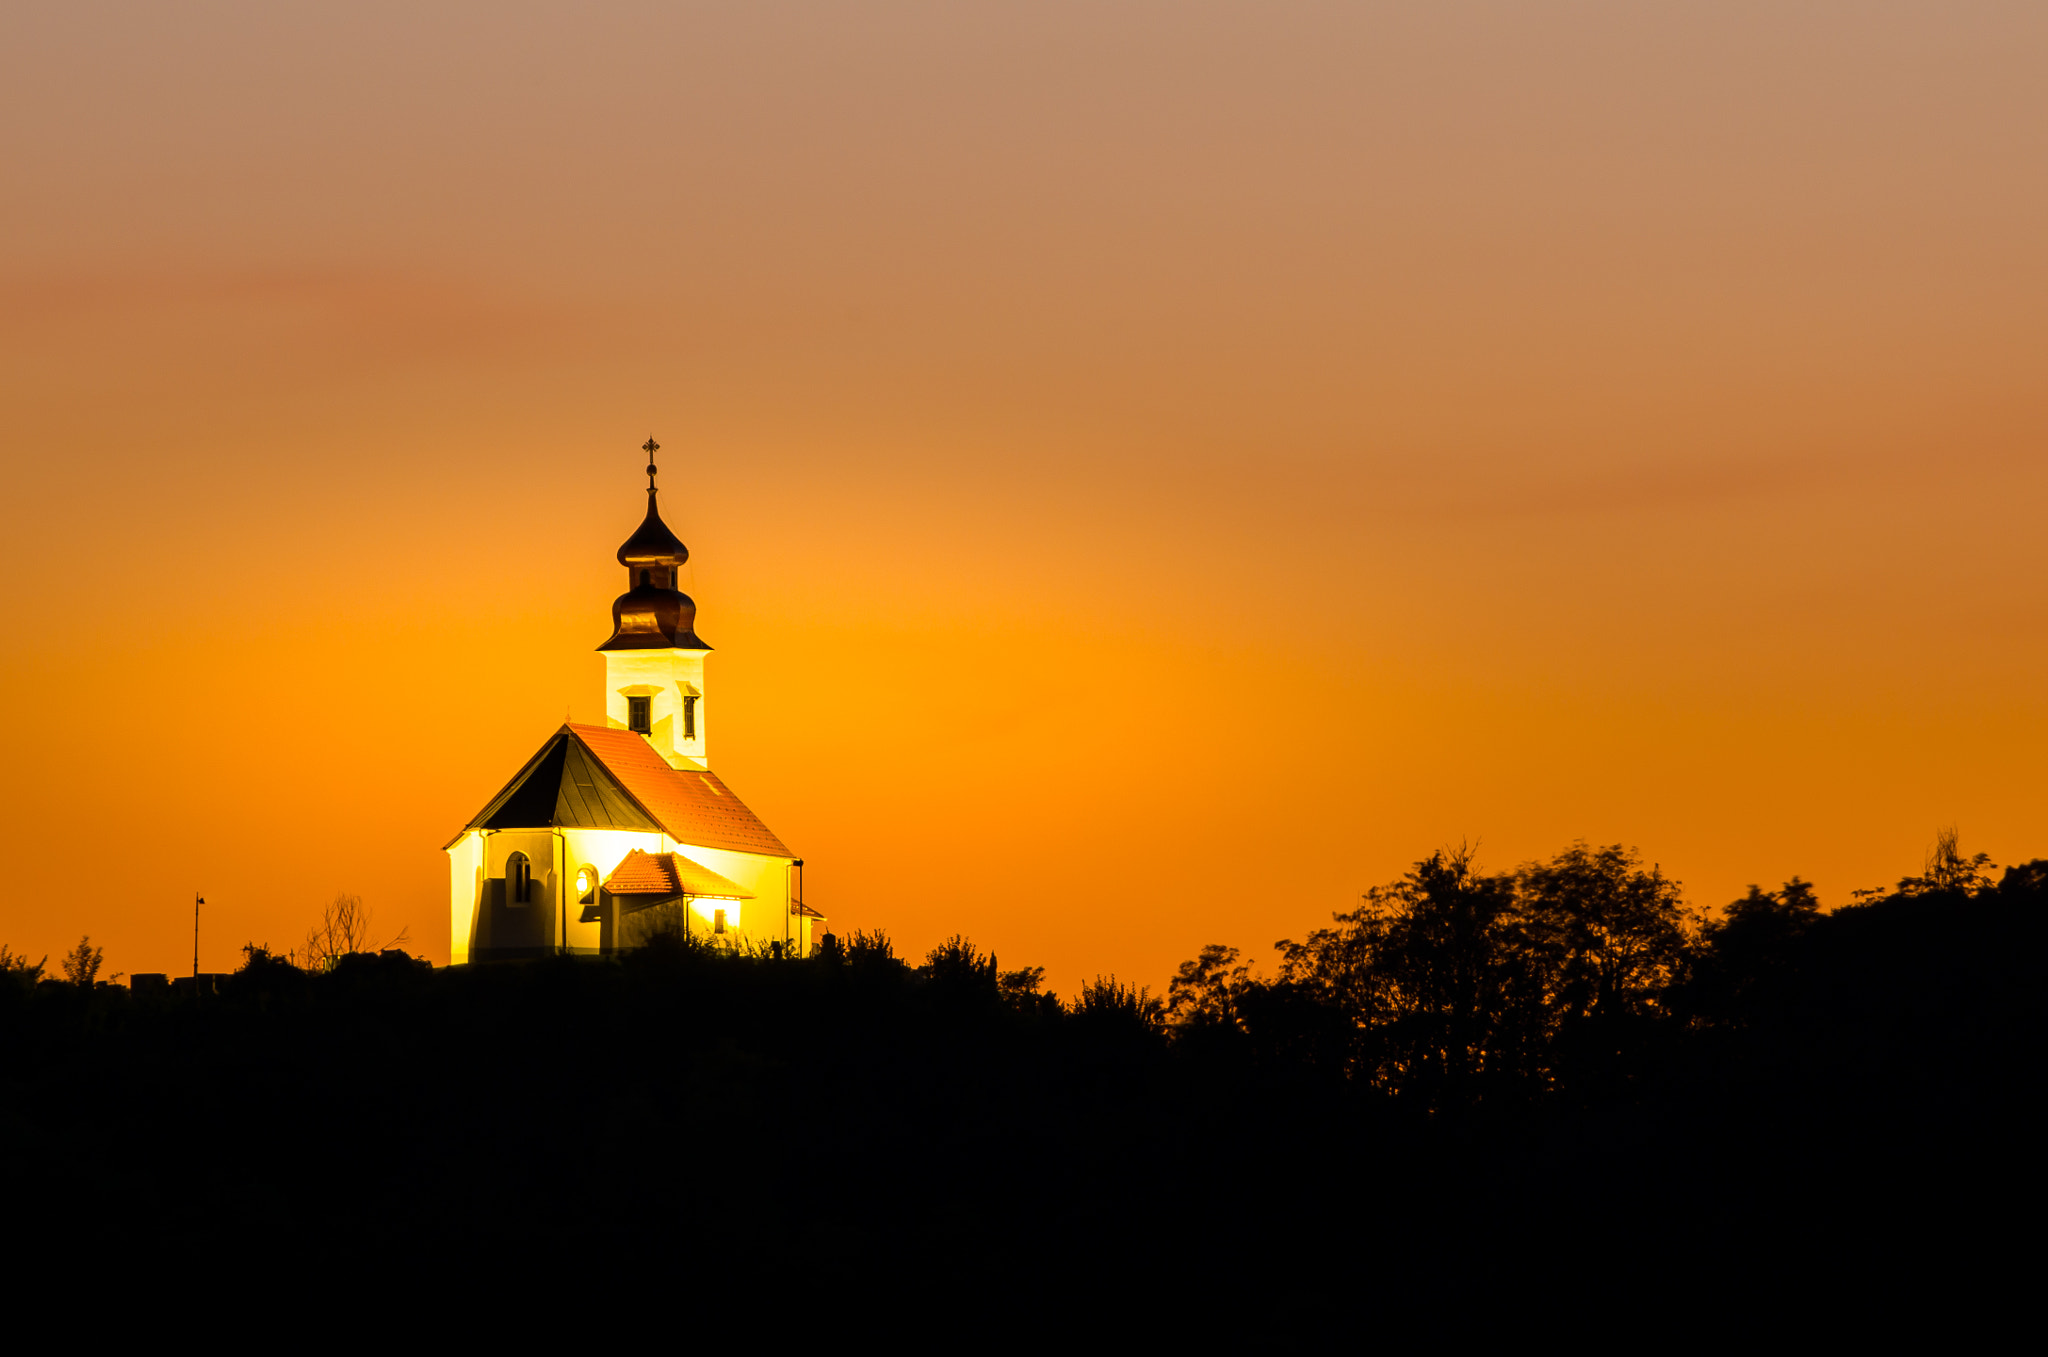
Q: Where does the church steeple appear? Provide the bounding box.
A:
[599,438,712,770]
[599,437,708,652]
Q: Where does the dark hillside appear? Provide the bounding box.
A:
[3,862,2040,1325]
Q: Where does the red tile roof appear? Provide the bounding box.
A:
[603,849,753,900]
[569,724,793,858]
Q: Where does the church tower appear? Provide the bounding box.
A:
[598,438,711,771]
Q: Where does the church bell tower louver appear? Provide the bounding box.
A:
[598,438,711,770]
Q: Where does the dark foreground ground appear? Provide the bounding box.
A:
[2,886,2039,1330]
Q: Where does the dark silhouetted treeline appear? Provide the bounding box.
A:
[2,836,2039,1324]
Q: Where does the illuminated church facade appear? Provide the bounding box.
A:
[444,441,818,963]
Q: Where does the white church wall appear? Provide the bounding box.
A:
[562,827,668,888]
[678,844,798,953]
[603,648,709,769]
[446,831,483,966]
[558,829,796,952]
[562,826,665,952]
[459,828,563,956]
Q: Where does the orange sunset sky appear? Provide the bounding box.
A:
[3,2,2045,990]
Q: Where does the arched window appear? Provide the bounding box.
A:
[638,568,650,588]
[507,852,533,906]
[575,865,598,905]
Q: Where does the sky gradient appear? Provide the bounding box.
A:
[4,1,2046,990]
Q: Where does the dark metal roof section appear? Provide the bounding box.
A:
[464,727,665,833]
[599,436,711,651]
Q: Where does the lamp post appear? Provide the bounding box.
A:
[192,891,204,978]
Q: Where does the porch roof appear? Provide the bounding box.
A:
[602,848,754,901]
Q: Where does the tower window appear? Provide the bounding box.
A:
[682,694,698,740]
[638,569,650,588]
[507,852,533,906]
[627,696,651,734]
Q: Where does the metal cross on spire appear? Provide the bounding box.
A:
[643,435,660,490]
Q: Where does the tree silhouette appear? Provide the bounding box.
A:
[923,934,997,988]
[1684,878,1821,1028]
[997,964,1057,1017]
[1514,842,1694,1030]
[1275,846,1541,1102]
[0,944,45,995]
[1853,825,1997,903]
[1069,975,1163,1032]
[1166,944,1253,1031]
[1247,842,1701,1104]
[58,936,104,987]
[303,893,408,971]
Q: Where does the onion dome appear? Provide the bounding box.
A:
[617,493,688,568]
[598,438,711,652]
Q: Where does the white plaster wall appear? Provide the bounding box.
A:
[501,829,559,945]
[562,826,665,952]
[564,828,798,954]
[679,843,799,951]
[446,831,483,966]
[603,648,709,769]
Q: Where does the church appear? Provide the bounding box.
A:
[444,441,818,962]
